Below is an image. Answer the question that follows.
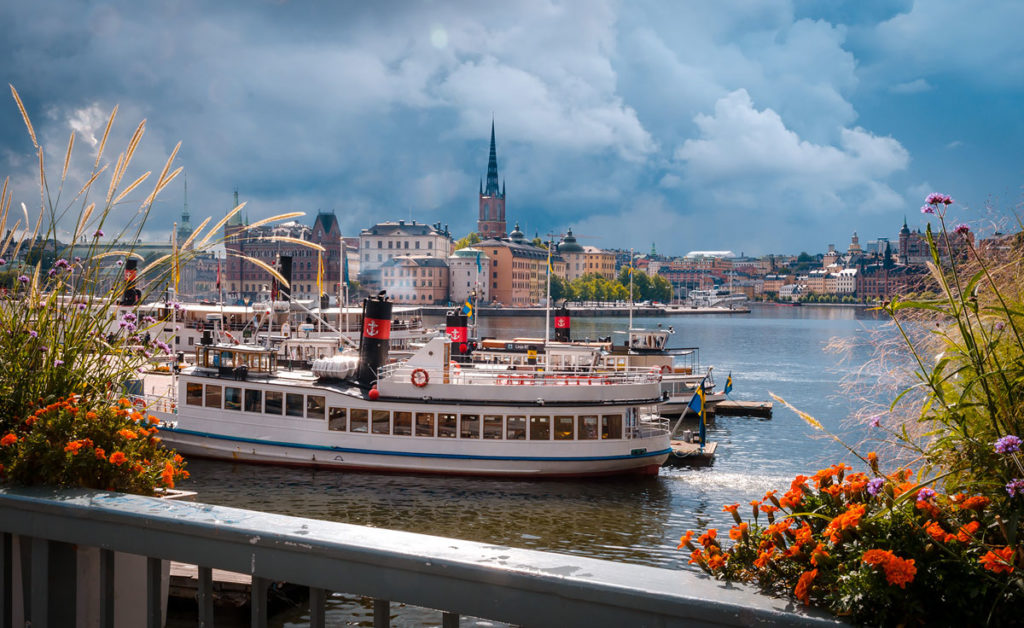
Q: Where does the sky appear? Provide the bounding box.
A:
[1,0,1022,257]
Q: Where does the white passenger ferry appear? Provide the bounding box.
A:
[144,297,672,477]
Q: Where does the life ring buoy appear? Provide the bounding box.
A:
[660,365,672,374]
[411,368,429,387]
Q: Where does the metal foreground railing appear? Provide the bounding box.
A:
[0,488,841,628]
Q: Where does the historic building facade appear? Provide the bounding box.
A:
[380,256,450,305]
[448,248,491,305]
[472,225,565,306]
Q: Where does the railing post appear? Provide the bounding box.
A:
[251,575,269,628]
[100,548,115,628]
[197,566,214,627]
[373,598,389,627]
[442,611,459,628]
[309,587,326,628]
[0,533,10,628]
[146,556,162,628]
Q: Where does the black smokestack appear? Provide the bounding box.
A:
[356,294,393,386]
[554,304,570,342]
[278,255,293,301]
[121,259,140,306]
[445,310,468,354]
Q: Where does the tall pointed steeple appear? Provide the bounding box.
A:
[177,175,194,244]
[485,120,500,197]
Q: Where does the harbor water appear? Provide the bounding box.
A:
[175,304,892,624]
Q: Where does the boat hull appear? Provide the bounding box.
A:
[154,422,669,478]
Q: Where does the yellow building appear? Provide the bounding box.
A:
[473,225,565,306]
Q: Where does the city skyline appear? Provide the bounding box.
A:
[1,1,1022,256]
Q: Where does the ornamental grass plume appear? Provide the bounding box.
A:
[0,87,303,493]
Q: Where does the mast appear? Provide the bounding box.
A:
[629,248,634,330]
[544,240,552,346]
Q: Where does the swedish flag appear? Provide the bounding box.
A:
[687,378,707,447]
[724,372,733,395]
[462,301,473,317]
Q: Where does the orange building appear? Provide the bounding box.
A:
[473,225,565,306]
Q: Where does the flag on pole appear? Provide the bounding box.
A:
[215,256,221,290]
[687,378,707,447]
[475,250,482,273]
[342,246,350,285]
[547,248,554,275]
[462,301,473,317]
[316,251,325,297]
[724,372,733,395]
[171,228,180,291]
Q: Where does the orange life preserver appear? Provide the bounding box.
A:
[661,365,671,374]
[411,368,429,387]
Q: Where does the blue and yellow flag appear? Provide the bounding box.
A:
[476,251,482,273]
[316,251,325,296]
[687,377,707,447]
[724,372,733,395]
[462,300,473,317]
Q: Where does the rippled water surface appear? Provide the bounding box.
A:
[176,304,890,624]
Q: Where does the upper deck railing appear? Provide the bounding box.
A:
[0,488,841,627]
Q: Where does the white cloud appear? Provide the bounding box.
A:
[889,78,931,94]
[672,89,908,212]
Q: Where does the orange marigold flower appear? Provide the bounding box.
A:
[866,451,878,466]
[893,482,917,498]
[760,504,780,514]
[64,440,84,455]
[790,475,809,491]
[118,397,131,407]
[980,547,1015,574]
[824,504,866,543]
[129,411,143,422]
[843,472,869,495]
[24,416,37,426]
[109,451,127,466]
[118,429,138,440]
[961,496,991,511]
[795,522,814,547]
[883,555,916,588]
[94,447,107,461]
[956,521,980,543]
[707,553,726,570]
[729,522,749,540]
[697,528,719,548]
[753,547,776,569]
[85,411,98,420]
[924,521,947,542]
[794,569,817,605]
[810,544,829,567]
[821,484,843,497]
[173,454,184,464]
[1,433,17,447]
[677,530,695,549]
[862,549,891,566]
[915,500,941,519]
[688,549,704,566]
[779,488,804,510]
[722,503,740,514]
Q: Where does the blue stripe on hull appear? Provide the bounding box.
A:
[161,426,671,462]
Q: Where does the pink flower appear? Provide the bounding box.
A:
[920,205,935,214]
[926,193,954,206]
[953,223,970,235]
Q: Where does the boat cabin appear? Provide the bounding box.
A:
[194,344,277,378]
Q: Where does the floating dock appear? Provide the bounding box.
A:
[710,400,773,418]
[168,562,305,614]
[663,440,718,467]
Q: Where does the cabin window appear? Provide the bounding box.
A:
[265,391,283,415]
[307,395,326,421]
[393,411,412,436]
[244,389,262,413]
[350,408,369,433]
[460,414,480,439]
[578,415,599,440]
[224,387,242,411]
[529,416,551,440]
[328,407,347,431]
[438,413,457,438]
[554,416,574,440]
[186,383,202,406]
[483,415,503,440]
[602,414,623,439]
[506,415,526,440]
[285,393,304,418]
[415,412,435,437]
[205,385,222,409]
[371,410,391,434]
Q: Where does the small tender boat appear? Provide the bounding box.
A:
[144,296,671,477]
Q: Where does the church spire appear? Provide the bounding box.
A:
[485,120,500,196]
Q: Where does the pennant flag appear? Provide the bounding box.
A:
[687,377,708,448]
[316,251,325,297]
[475,250,482,273]
[171,229,180,291]
[342,246,350,284]
[462,300,473,317]
[724,372,733,395]
[215,256,221,290]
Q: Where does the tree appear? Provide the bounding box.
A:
[454,232,481,250]
[550,274,572,302]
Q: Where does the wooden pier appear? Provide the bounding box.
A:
[663,440,718,467]
[709,400,773,418]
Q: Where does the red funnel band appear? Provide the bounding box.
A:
[554,316,570,329]
[447,326,468,343]
[362,317,391,339]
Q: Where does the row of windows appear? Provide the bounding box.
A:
[185,383,623,440]
[369,239,436,250]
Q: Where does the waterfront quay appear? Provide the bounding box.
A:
[0,488,839,627]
